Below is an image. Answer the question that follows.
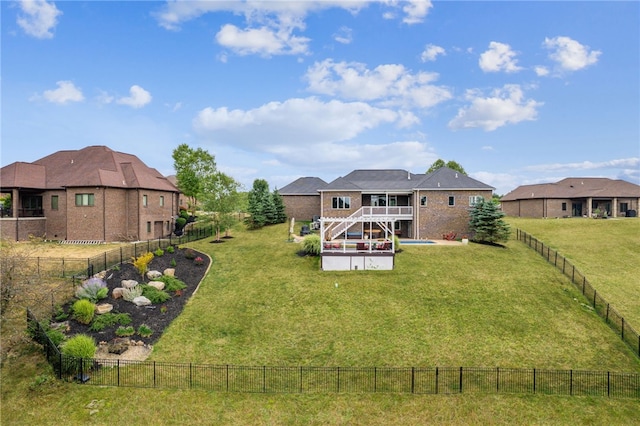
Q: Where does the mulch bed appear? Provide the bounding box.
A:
[62,247,209,345]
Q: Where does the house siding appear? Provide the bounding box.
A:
[321,191,363,218]
[45,190,67,240]
[416,190,493,239]
[282,195,320,221]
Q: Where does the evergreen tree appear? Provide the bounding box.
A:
[469,199,510,244]
[271,189,287,223]
[246,179,270,229]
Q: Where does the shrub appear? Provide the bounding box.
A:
[302,234,321,256]
[166,245,175,254]
[121,286,143,302]
[194,256,204,265]
[72,299,95,325]
[115,326,135,337]
[184,248,196,259]
[75,277,108,303]
[393,235,401,252]
[89,312,131,331]
[46,327,66,348]
[154,248,164,256]
[157,275,186,292]
[132,252,154,278]
[170,258,177,267]
[175,217,187,229]
[137,324,153,338]
[141,285,171,304]
[61,334,96,359]
[53,304,68,321]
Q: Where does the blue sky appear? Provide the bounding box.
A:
[2,0,638,195]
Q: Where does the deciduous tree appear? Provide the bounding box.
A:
[427,159,467,175]
[172,144,217,215]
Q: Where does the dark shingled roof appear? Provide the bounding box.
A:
[1,145,178,192]
[501,177,640,201]
[320,167,494,192]
[279,177,328,195]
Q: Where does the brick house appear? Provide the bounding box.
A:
[282,167,494,240]
[279,177,328,221]
[501,178,640,218]
[0,145,180,242]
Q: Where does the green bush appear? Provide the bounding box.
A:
[137,324,153,338]
[122,286,143,302]
[72,299,95,325]
[154,248,164,256]
[141,285,171,304]
[75,277,108,303]
[166,245,175,254]
[89,312,132,331]
[302,234,321,256]
[175,217,187,228]
[115,326,135,337]
[61,334,96,359]
[184,248,196,259]
[393,235,401,252]
[170,258,177,267]
[46,327,66,348]
[157,275,187,292]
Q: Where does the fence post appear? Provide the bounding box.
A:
[606,304,610,323]
[374,367,377,393]
[593,290,597,308]
[189,363,192,389]
[496,367,500,392]
[607,371,610,397]
[299,366,303,393]
[226,365,229,392]
[459,367,463,393]
[621,318,624,340]
[153,361,157,388]
[117,359,120,386]
[435,367,439,394]
[570,369,573,396]
[533,368,536,394]
[337,367,340,392]
[263,366,266,393]
[411,367,415,394]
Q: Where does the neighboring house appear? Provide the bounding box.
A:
[0,145,180,242]
[279,177,328,221]
[501,178,640,218]
[283,167,494,240]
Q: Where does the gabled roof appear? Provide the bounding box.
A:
[320,167,494,192]
[279,177,328,195]
[501,177,640,201]
[417,167,495,190]
[1,145,178,192]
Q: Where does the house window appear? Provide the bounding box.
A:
[448,196,455,206]
[147,222,151,233]
[332,196,351,209]
[389,196,397,206]
[143,195,148,207]
[420,196,427,207]
[160,196,164,207]
[562,202,567,211]
[620,203,628,213]
[469,196,483,206]
[51,195,59,210]
[75,193,94,206]
[371,195,386,207]
[23,196,43,211]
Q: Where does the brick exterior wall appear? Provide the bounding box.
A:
[503,197,639,218]
[415,190,493,239]
[501,199,544,218]
[0,218,46,241]
[321,191,363,218]
[282,195,321,221]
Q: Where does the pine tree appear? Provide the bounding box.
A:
[469,199,510,244]
[271,189,287,224]
[246,179,270,229]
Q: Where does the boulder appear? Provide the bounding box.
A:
[163,268,175,277]
[112,287,125,299]
[147,281,165,291]
[107,338,130,354]
[121,279,138,289]
[147,270,163,280]
[132,296,152,306]
[95,303,113,314]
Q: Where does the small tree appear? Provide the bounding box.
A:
[172,144,217,216]
[469,198,510,244]
[271,189,287,224]
[427,159,467,175]
[245,179,270,229]
[201,171,242,241]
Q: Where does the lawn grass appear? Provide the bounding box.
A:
[2,222,639,424]
[506,217,640,328]
[152,223,639,370]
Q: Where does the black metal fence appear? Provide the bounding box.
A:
[26,309,640,398]
[515,229,640,358]
[23,226,214,280]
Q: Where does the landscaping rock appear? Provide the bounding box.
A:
[112,287,125,299]
[107,338,130,354]
[132,296,151,306]
[122,279,138,289]
[95,303,113,314]
[147,270,162,280]
[50,321,69,332]
[163,268,175,277]
[148,281,165,291]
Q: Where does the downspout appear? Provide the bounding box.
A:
[415,191,419,240]
[103,187,106,241]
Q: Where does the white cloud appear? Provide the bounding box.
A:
[543,36,601,72]
[534,66,549,77]
[36,80,84,104]
[117,85,152,108]
[524,158,639,173]
[448,84,542,131]
[215,24,310,57]
[421,44,445,62]
[401,0,433,24]
[17,0,62,39]
[305,59,451,109]
[333,26,353,44]
[479,42,522,73]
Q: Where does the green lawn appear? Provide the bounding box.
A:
[506,217,640,328]
[2,221,639,425]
